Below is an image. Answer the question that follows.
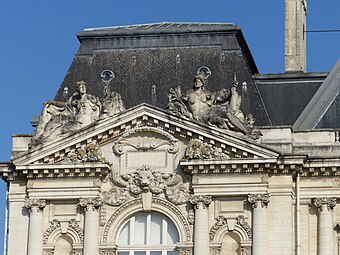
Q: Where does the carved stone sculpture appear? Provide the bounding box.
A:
[167,67,260,138]
[67,142,105,163]
[32,81,124,145]
[209,215,228,241]
[185,138,229,160]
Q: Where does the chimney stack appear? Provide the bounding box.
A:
[285,0,307,72]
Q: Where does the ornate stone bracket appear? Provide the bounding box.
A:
[79,197,102,211]
[24,198,46,213]
[248,193,270,208]
[190,195,212,209]
[185,139,230,160]
[209,215,228,241]
[313,197,337,212]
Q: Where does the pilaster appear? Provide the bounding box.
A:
[190,195,212,255]
[24,198,46,255]
[79,197,102,255]
[314,197,336,255]
[248,193,270,255]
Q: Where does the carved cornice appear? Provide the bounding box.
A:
[209,215,228,241]
[190,195,212,209]
[24,198,46,212]
[313,197,337,212]
[236,215,252,240]
[248,193,270,208]
[79,197,102,211]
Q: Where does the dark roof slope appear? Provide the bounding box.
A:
[254,72,327,126]
[55,22,271,125]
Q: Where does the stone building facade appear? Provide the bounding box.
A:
[2,5,340,255]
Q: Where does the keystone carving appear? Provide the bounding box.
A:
[185,138,229,160]
[314,197,337,212]
[167,67,261,139]
[103,166,190,206]
[24,198,46,212]
[209,215,228,241]
[248,193,270,208]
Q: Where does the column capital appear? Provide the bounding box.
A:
[24,198,46,213]
[79,197,102,211]
[190,195,212,209]
[313,197,337,212]
[248,193,270,208]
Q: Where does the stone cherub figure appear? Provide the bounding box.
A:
[167,67,258,137]
[32,81,124,145]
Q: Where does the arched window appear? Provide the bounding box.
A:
[117,212,179,255]
[54,235,73,255]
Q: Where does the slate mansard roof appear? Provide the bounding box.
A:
[54,22,339,129]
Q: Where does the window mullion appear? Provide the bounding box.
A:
[146,213,151,245]
[162,216,168,245]
[130,216,135,245]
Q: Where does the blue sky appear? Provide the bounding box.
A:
[0,0,339,251]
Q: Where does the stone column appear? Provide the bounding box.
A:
[24,198,46,255]
[314,197,337,255]
[248,193,270,255]
[190,195,212,255]
[79,197,102,255]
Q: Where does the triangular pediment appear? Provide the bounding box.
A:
[13,104,279,168]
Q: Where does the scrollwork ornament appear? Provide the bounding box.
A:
[248,193,270,208]
[313,197,337,212]
[187,209,195,225]
[178,248,191,255]
[43,219,61,245]
[102,188,129,206]
[24,198,46,213]
[209,215,228,241]
[165,185,191,205]
[68,219,84,243]
[79,197,102,211]
[99,250,116,255]
[72,250,83,255]
[236,215,252,240]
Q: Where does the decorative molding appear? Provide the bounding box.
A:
[103,198,143,243]
[99,204,107,227]
[190,195,212,209]
[44,250,54,255]
[102,187,129,206]
[187,209,195,225]
[185,139,229,160]
[178,248,192,255]
[248,193,270,208]
[236,215,252,240]
[113,126,179,155]
[68,219,84,244]
[24,198,46,213]
[165,184,191,205]
[313,197,337,212]
[71,250,83,255]
[209,215,228,241]
[103,197,192,243]
[79,197,102,212]
[152,197,192,242]
[43,219,61,245]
